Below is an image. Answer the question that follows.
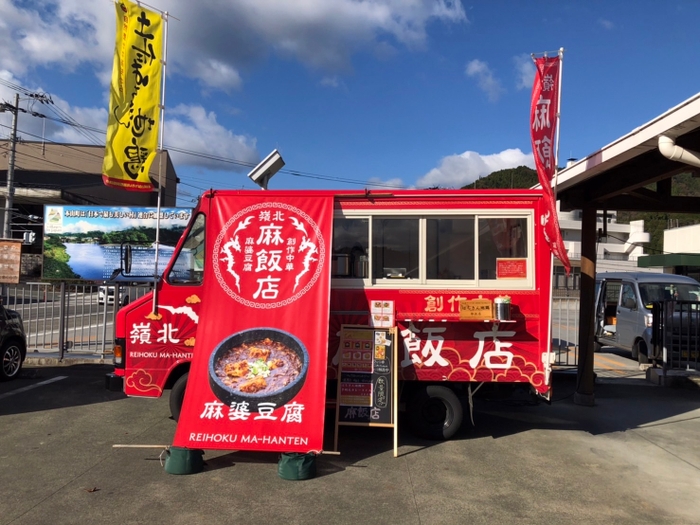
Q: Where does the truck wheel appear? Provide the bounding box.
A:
[593,341,602,353]
[635,341,649,365]
[169,373,188,421]
[406,385,463,440]
[0,341,23,381]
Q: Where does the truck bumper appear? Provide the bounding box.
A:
[105,372,124,392]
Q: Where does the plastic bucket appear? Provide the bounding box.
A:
[278,452,317,480]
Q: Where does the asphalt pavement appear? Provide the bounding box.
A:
[2,359,700,525]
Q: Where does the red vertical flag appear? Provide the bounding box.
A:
[530,56,571,274]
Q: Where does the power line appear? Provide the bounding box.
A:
[2,104,403,190]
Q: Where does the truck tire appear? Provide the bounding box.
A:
[169,373,188,421]
[406,385,463,440]
[593,341,602,353]
[635,341,649,365]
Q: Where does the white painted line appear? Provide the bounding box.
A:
[0,375,68,400]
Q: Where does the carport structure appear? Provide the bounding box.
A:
[552,92,700,405]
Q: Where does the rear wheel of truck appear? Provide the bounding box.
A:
[593,340,602,353]
[169,373,188,421]
[407,385,463,440]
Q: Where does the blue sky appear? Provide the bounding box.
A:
[1,1,699,207]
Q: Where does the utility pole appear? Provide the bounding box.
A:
[1,93,19,239]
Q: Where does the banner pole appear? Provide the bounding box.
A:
[552,47,564,202]
[152,10,169,314]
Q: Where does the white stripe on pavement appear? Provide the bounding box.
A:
[0,376,68,400]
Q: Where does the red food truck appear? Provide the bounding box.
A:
[106,188,555,443]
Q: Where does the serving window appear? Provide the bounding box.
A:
[332,210,533,289]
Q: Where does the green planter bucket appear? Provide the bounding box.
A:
[278,452,317,480]
[164,447,204,475]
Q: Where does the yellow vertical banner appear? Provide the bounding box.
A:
[102,0,163,191]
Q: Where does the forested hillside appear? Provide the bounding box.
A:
[460,166,538,189]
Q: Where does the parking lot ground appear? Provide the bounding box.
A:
[2,364,700,525]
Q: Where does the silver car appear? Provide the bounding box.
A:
[595,272,700,363]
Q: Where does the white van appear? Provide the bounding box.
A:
[594,272,700,362]
[98,285,129,306]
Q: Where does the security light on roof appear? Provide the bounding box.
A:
[247,149,285,190]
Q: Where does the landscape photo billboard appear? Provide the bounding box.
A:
[43,205,192,281]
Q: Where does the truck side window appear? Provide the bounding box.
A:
[372,218,419,279]
[168,213,205,284]
[478,218,528,280]
[427,217,475,280]
[332,218,369,278]
[621,283,637,310]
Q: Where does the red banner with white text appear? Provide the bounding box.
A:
[530,56,571,274]
[173,194,334,452]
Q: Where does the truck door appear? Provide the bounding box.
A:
[596,280,621,346]
[616,281,641,350]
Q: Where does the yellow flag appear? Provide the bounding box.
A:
[103,0,163,191]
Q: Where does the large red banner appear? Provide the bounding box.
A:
[530,56,571,274]
[173,194,334,452]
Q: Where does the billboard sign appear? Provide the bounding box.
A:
[43,205,192,281]
[0,239,22,284]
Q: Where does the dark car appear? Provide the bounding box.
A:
[0,305,27,381]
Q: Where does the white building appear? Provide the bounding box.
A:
[553,206,661,291]
[636,223,700,282]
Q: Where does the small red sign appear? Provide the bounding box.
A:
[496,258,527,279]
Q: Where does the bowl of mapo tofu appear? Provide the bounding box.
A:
[208,328,308,411]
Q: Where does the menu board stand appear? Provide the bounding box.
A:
[333,325,398,458]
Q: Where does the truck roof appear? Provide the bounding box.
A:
[596,272,700,285]
[199,188,544,200]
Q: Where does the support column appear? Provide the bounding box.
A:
[575,205,597,406]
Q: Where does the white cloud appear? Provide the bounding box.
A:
[513,54,535,91]
[320,76,340,88]
[465,59,505,102]
[0,72,105,145]
[62,220,100,234]
[0,0,467,93]
[0,0,114,79]
[598,18,614,30]
[0,0,468,174]
[417,148,534,188]
[166,104,258,172]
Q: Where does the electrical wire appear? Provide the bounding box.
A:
[1,93,406,191]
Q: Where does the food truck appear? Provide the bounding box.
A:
[106,188,555,446]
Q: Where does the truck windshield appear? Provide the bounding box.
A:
[639,282,700,305]
[167,213,205,284]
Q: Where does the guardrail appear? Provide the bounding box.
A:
[2,282,152,356]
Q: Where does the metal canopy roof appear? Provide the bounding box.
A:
[554,92,700,213]
[637,253,700,268]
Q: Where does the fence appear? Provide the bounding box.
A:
[2,282,152,357]
[651,300,700,371]
[551,297,580,367]
[4,283,583,364]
